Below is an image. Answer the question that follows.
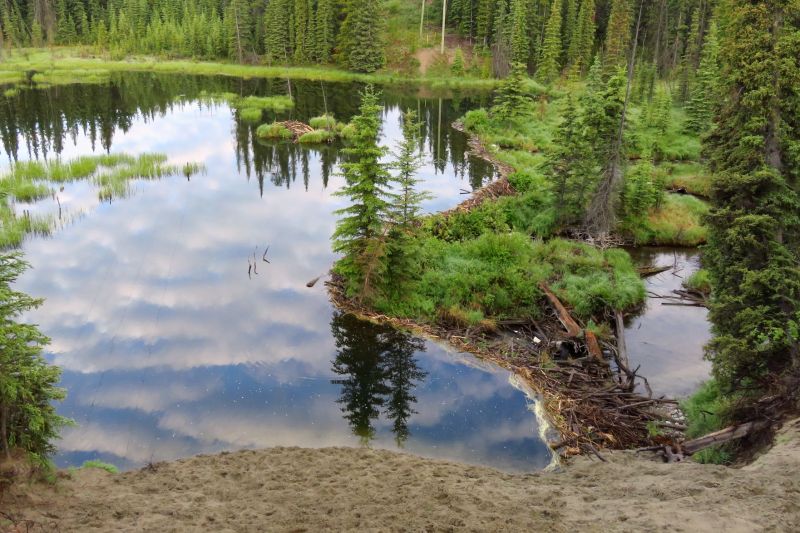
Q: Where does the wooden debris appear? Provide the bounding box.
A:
[585,330,603,362]
[440,177,516,217]
[279,120,314,141]
[539,282,582,337]
[637,264,671,278]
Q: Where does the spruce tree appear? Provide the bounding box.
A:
[0,252,69,461]
[264,0,292,63]
[315,0,335,62]
[510,0,529,65]
[566,0,595,76]
[332,87,391,300]
[703,0,800,404]
[390,110,431,229]
[684,21,719,133]
[338,0,385,73]
[491,62,535,119]
[603,0,632,73]
[549,96,595,224]
[583,66,628,233]
[537,0,563,83]
[386,110,431,291]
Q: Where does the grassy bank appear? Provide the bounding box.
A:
[457,82,711,247]
[0,48,505,92]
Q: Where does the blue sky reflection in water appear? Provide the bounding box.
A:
[4,75,552,472]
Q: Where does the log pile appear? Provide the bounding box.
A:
[280,120,314,141]
[440,177,516,217]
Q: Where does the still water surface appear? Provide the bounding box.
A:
[3,74,554,472]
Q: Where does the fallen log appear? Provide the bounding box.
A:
[539,282,582,337]
[585,330,604,362]
[683,420,770,455]
[637,265,671,278]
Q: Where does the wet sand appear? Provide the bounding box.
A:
[3,419,799,532]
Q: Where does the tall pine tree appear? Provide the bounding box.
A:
[703,0,800,405]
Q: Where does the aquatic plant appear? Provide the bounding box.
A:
[297,129,336,144]
[0,153,202,247]
[238,107,263,123]
[256,122,293,140]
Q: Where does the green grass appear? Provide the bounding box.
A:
[0,175,52,202]
[663,161,713,197]
[309,114,339,130]
[685,268,712,295]
[78,459,119,474]
[235,95,294,112]
[0,48,501,92]
[0,70,24,84]
[372,233,645,326]
[30,68,112,86]
[639,194,709,246]
[682,380,733,464]
[3,87,20,98]
[238,107,263,123]
[256,122,293,140]
[298,129,336,144]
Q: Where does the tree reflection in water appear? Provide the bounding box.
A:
[330,312,427,446]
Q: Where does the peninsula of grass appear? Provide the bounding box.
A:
[0,153,203,248]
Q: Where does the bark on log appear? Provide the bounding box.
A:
[637,265,671,278]
[615,310,630,372]
[539,282,582,337]
[585,330,604,362]
[683,420,770,454]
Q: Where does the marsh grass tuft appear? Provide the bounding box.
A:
[256,122,293,140]
[298,129,336,144]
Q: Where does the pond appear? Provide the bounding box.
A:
[625,248,712,398]
[3,73,555,472]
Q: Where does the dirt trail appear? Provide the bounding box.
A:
[2,418,799,532]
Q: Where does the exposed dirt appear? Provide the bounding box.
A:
[2,419,799,532]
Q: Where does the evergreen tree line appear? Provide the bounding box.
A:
[0,0,723,83]
[440,0,719,87]
[0,0,385,72]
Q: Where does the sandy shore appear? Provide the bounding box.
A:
[3,419,799,532]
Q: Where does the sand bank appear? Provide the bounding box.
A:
[3,419,799,532]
